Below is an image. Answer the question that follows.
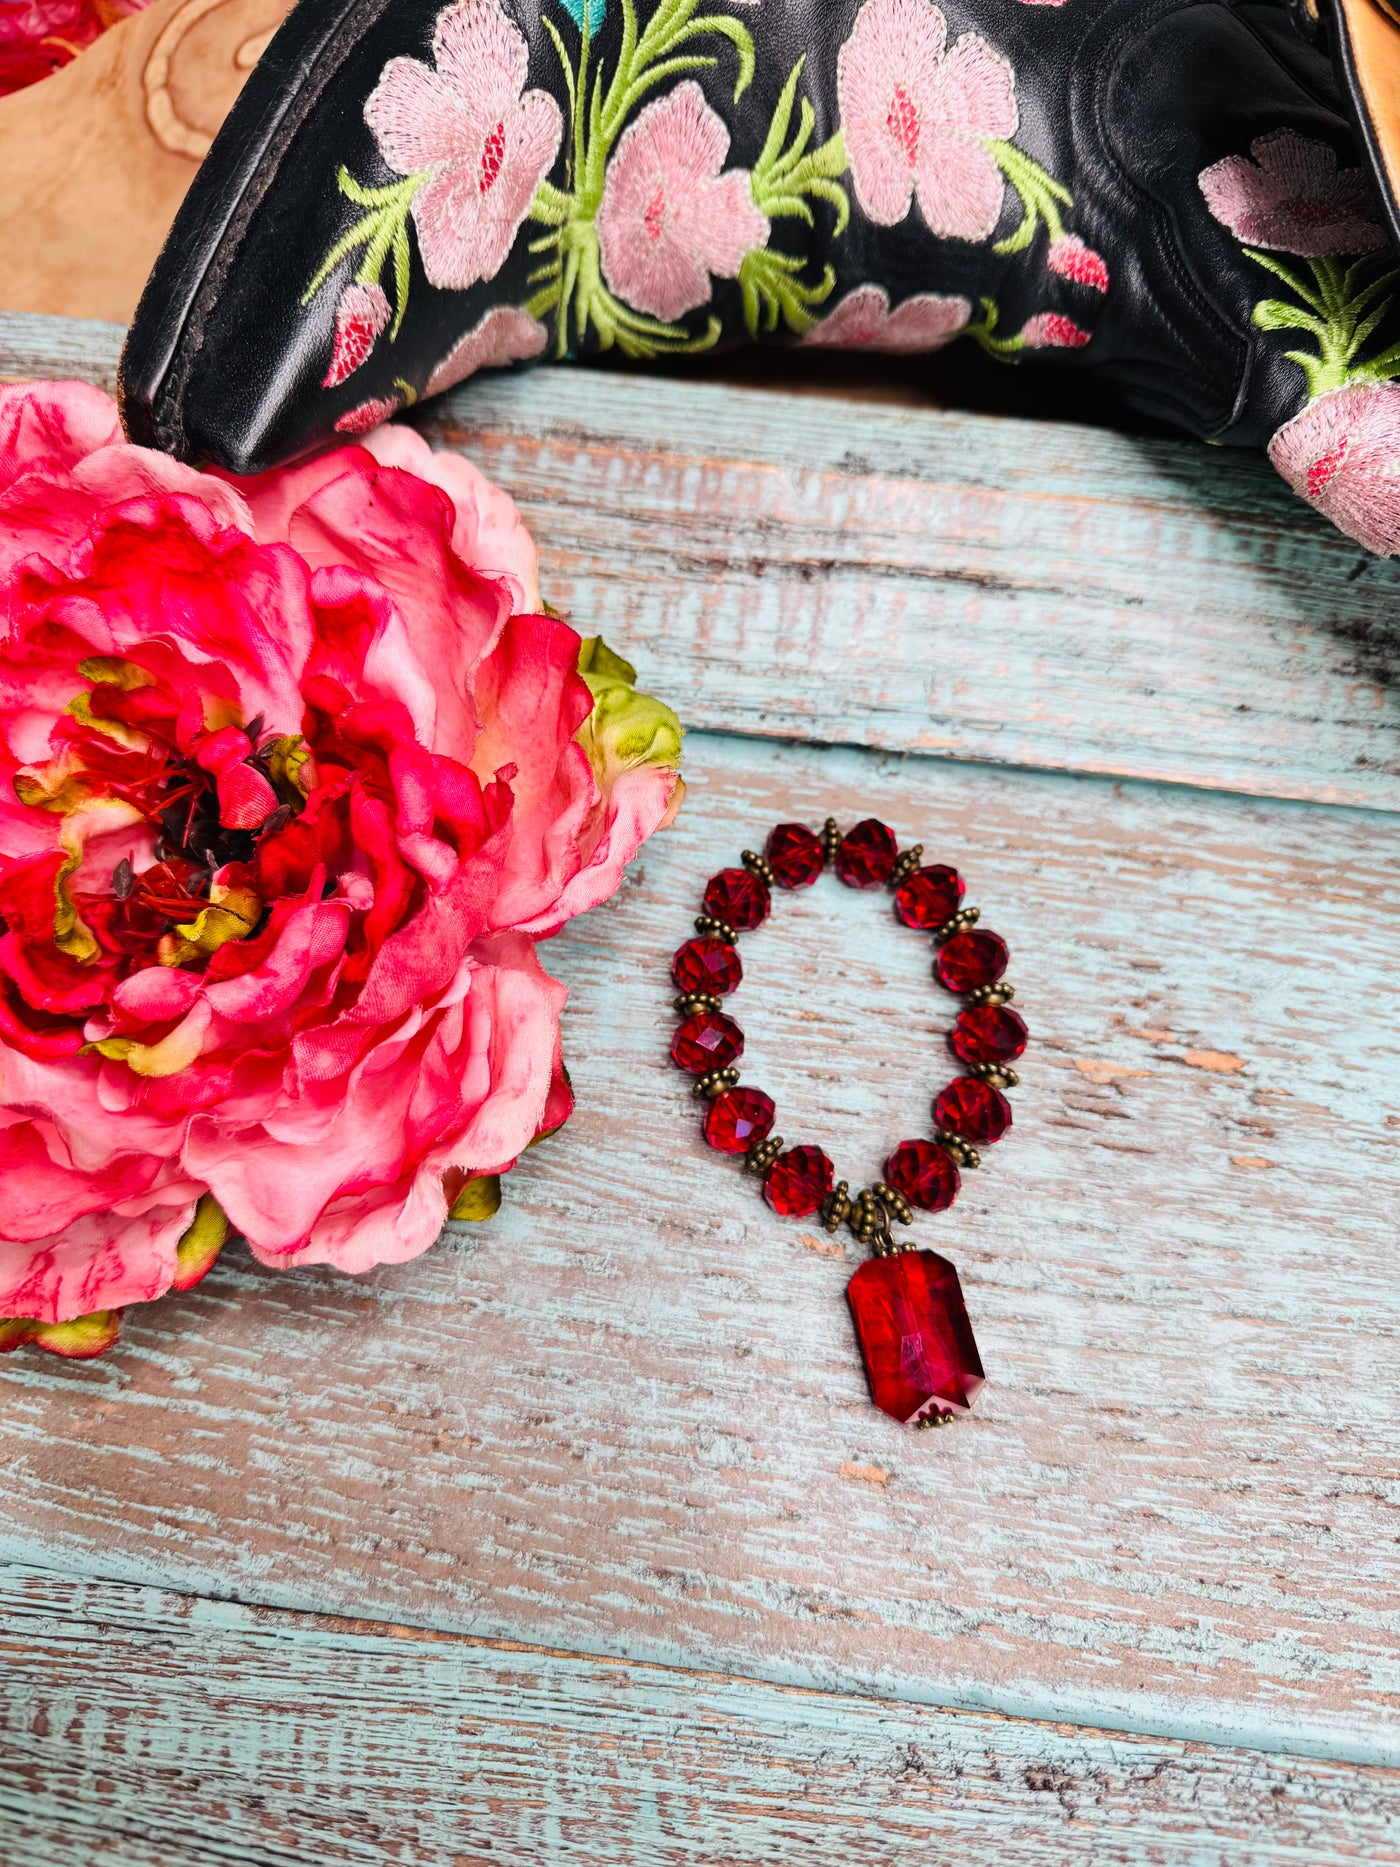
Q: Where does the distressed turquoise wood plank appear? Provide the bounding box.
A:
[0,311,124,395]
[2,310,1397,808]
[423,374,1400,810]
[1,737,1395,1764]
[3,1564,1398,1867]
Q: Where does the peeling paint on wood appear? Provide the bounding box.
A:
[1,739,1394,1767]
[4,1566,1399,1867]
[0,311,1396,1856]
[3,311,1399,808]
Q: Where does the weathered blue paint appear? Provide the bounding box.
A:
[4,1563,1399,1866]
[0,312,1396,1858]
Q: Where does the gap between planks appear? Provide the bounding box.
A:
[4,1562,1400,1867]
[3,736,1395,1770]
[2,310,1397,812]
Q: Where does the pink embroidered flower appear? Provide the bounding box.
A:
[0,380,681,1340]
[803,284,971,351]
[1019,312,1091,348]
[425,305,550,399]
[324,283,392,388]
[1198,129,1386,257]
[596,81,770,322]
[1047,235,1109,293]
[1268,383,1400,555]
[334,395,401,435]
[837,0,1017,240]
[365,0,564,291]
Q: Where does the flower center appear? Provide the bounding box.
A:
[480,120,506,194]
[1306,435,1349,498]
[644,182,668,243]
[887,86,921,164]
[1284,196,1333,224]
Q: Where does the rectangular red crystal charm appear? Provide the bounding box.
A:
[846,1249,985,1425]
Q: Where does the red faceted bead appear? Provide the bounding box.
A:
[846,1249,986,1423]
[885,1139,960,1212]
[835,818,898,888]
[671,935,742,996]
[935,929,1009,994]
[766,822,824,889]
[763,1145,834,1217]
[703,867,770,931]
[894,863,964,930]
[671,1011,744,1074]
[949,1004,1028,1066]
[704,1086,776,1154]
[933,1076,1012,1146]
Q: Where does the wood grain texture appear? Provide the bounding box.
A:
[0,312,125,395]
[2,738,1395,1765]
[4,1564,1398,1867]
[2,309,1398,807]
[0,311,1396,1853]
[424,370,1400,810]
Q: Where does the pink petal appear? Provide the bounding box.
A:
[1268,382,1400,556]
[431,0,530,132]
[693,168,769,282]
[362,412,543,611]
[915,129,1006,241]
[837,0,947,226]
[0,1117,159,1243]
[366,61,477,178]
[423,305,549,401]
[0,380,120,495]
[290,459,511,760]
[933,30,1018,141]
[0,1200,195,1324]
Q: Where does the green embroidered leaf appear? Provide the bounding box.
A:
[1252,299,1326,334]
[1243,248,1327,316]
[739,247,835,339]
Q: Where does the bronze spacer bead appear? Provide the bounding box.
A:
[934,1130,980,1170]
[673,991,722,1017]
[820,817,842,864]
[963,982,1015,1008]
[889,844,924,889]
[821,1181,852,1233]
[693,1067,741,1101]
[932,905,981,945]
[694,914,737,943]
[741,849,774,886]
[966,1061,1019,1090]
[744,1133,783,1174]
[872,1181,914,1225]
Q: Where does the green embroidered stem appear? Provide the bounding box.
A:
[986,139,1071,257]
[302,169,428,339]
[529,0,758,358]
[737,57,849,338]
[1246,248,1400,398]
[749,59,849,232]
[964,297,1023,362]
[740,248,836,338]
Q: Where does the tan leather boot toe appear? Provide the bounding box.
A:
[0,0,289,323]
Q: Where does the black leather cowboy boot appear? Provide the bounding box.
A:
[120,0,1400,555]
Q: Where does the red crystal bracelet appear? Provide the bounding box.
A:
[670,818,1026,1431]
